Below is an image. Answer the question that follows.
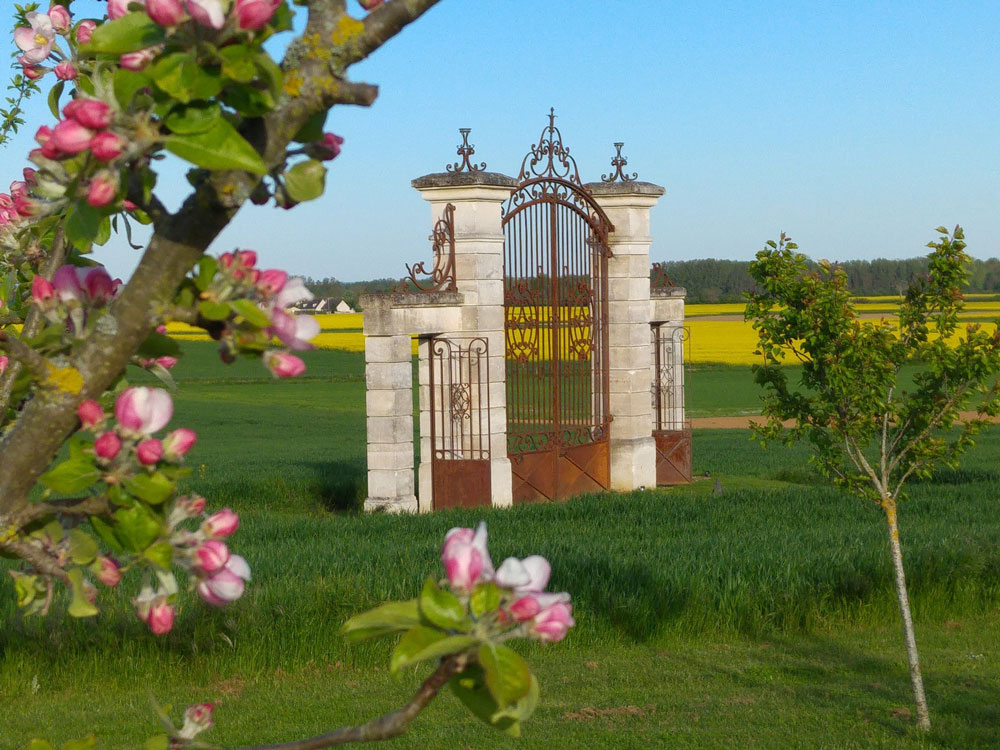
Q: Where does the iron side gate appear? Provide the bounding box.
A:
[503,113,613,503]
[652,323,692,485]
[428,337,491,509]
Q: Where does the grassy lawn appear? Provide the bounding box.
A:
[3,343,999,747]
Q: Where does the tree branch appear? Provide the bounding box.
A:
[0,538,70,584]
[14,495,112,528]
[235,654,467,749]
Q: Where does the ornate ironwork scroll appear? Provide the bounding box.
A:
[650,261,676,289]
[446,128,486,173]
[601,142,638,183]
[401,203,457,293]
[516,108,584,186]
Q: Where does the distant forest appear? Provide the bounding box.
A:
[656,257,1000,303]
[305,257,1000,309]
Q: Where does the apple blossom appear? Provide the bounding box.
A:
[234,0,281,30]
[197,555,251,605]
[75,20,97,44]
[31,274,55,305]
[156,356,179,370]
[441,523,493,590]
[256,269,287,296]
[531,601,574,642]
[23,168,37,185]
[50,119,95,155]
[115,386,174,436]
[52,265,85,304]
[203,507,239,537]
[270,308,319,351]
[48,5,72,32]
[494,554,551,594]
[94,556,122,588]
[187,0,227,29]
[22,63,44,80]
[87,172,119,208]
[94,431,122,460]
[178,703,215,740]
[53,61,77,81]
[64,99,112,130]
[147,0,187,25]
[264,350,306,378]
[163,427,197,460]
[120,46,160,71]
[195,539,229,573]
[14,12,55,64]
[77,400,104,428]
[12,193,40,217]
[137,438,164,465]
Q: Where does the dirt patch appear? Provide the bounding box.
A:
[563,705,656,722]
[692,411,1000,430]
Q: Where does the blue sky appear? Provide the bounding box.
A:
[3,0,999,281]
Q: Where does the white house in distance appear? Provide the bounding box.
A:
[335,300,355,313]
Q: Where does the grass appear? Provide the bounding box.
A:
[3,342,1000,747]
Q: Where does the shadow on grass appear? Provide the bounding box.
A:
[914,467,1000,485]
[294,460,367,513]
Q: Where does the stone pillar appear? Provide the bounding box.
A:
[416,336,433,512]
[411,171,519,508]
[363,333,416,512]
[585,181,666,491]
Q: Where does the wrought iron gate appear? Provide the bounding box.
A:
[429,337,491,509]
[652,324,692,485]
[503,112,613,503]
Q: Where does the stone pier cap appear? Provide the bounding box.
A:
[412,171,519,190]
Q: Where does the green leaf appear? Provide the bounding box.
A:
[67,569,98,618]
[195,256,219,291]
[82,12,166,54]
[491,673,540,726]
[389,627,477,675]
[143,540,173,569]
[449,664,522,737]
[198,300,231,321]
[148,52,198,104]
[220,83,275,118]
[470,582,501,619]
[48,79,65,119]
[113,68,151,110]
[478,643,531,708]
[165,118,267,175]
[165,102,221,135]
[94,215,112,247]
[40,456,100,494]
[61,737,97,750]
[137,331,181,359]
[293,111,327,143]
[125,472,176,505]
[65,201,102,252]
[113,502,163,553]
[90,515,125,553]
[144,736,169,750]
[219,45,257,83]
[283,159,326,203]
[341,599,420,642]
[27,740,56,750]
[68,528,99,566]
[255,52,283,102]
[229,299,271,328]
[419,576,467,630]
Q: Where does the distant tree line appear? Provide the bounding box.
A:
[657,257,1000,302]
[302,277,400,310]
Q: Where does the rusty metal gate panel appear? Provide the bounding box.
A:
[503,111,613,503]
[652,323,692,485]
[429,337,491,509]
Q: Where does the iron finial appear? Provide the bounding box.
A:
[601,142,638,183]
[446,128,486,173]
[516,108,584,186]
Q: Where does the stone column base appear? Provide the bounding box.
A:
[609,436,657,492]
[490,456,513,508]
[364,494,418,513]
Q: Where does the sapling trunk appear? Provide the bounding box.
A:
[882,496,931,731]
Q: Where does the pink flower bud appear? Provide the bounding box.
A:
[218,251,235,269]
[312,132,344,161]
[95,555,121,587]
[236,249,257,268]
[51,118,95,154]
[94,431,122,460]
[186,0,226,29]
[163,427,197,459]
[134,585,156,622]
[359,0,383,10]
[155,356,178,370]
[264,350,306,378]
[22,168,37,185]
[532,602,574,642]
[22,64,44,80]
[54,61,77,81]
[48,5,72,32]
[234,0,281,30]
[89,131,123,161]
[77,399,104,427]
[75,20,97,45]
[203,507,239,538]
[256,269,287,296]
[63,99,112,130]
[31,274,55,304]
[13,193,40,217]
[147,0,186,25]
[181,495,207,515]
[107,0,136,20]
[52,265,85,304]
[441,523,493,590]
[83,267,118,303]
[137,438,164,465]
[87,172,118,207]
[148,597,175,635]
[120,46,159,71]
[0,356,7,374]
[195,539,229,573]
[115,386,174,435]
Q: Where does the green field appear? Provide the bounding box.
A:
[2,342,999,748]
